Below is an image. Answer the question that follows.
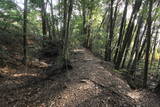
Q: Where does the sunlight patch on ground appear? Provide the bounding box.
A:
[84,58,93,61]
[13,73,38,77]
[30,59,49,68]
[72,49,85,52]
[127,91,141,101]
[97,66,105,70]
[0,67,16,73]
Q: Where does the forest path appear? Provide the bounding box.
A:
[49,48,160,107]
[48,48,136,107]
[0,48,160,107]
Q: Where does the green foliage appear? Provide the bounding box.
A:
[153,7,160,21]
[0,0,22,31]
[92,31,107,57]
[29,0,43,8]
[27,10,42,35]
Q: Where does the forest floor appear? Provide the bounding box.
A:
[0,47,160,107]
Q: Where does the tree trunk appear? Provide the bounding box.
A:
[121,18,137,68]
[46,14,52,40]
[41,0,47,36]
[143,0,153,88]
[115,14,134,69]
[127,15,143,71]
[23,0,28,65]
[62,0,68,41]
[138,37,146,61]
[105,0,114,61]
[129,17,144,75]
[150,25,159,68]
[114,0,128,64]
[62,0,74,67]
[82,0,87,38]
[85,9,93,49]
[85,0,94,49]
[115,0,142,69]
[50,0,56,39]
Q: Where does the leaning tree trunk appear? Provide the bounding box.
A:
[105,0,114,61]
[115,0,142,69]
[127,15,143,71]
[121,18,136,68]
[150,25,159,68]
[143,0,153,88]
[114,0,128,64]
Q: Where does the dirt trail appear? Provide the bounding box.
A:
[0,48,160,107]
[49,48,160,107]
[47,48,136,107]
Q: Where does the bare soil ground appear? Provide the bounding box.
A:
[0,48,160,107]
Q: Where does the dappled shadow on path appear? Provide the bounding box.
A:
[48,48,136,107]
[0,48,160,107]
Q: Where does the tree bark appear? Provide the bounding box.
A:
[114,0,128,64]
[115,0,142,69]
[127,15,143,71]
[41,0,47,36]
[150,25,159,68]
[82,0,87,37]
[23,0,28,65]
[143,0,153,88]
[50,0,56,39]
[105,0,114,61]
[62,0,74,66]
[85,0,94,49]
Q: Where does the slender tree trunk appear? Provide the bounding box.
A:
[150,25,159,68]
[112,0,119,29]
[105,0,114,61]
[85,0,94,49]
[138,37,146,61]
[46,14,52,39]
[130,16,144,75]
[62,0,68,40]
[23,0,28,65]
[115,0,142,69]
[121,18,137,68]
[127,15,143,70]
[134,22,147,63]
[82,0,87,37]
[116,13,134,69]
[50,0,56,39]
[58,0,63,39]
[41,0,47,36]
[143,0,153,88]
[114,0,128,64]
[86,9,93,49]
[63,0,74,64]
